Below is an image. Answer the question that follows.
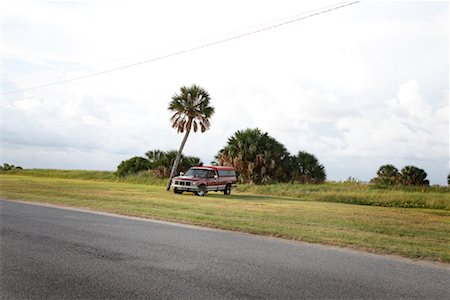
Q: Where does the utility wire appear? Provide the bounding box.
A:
[2,1,361,95]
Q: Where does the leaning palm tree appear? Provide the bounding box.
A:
[166,84,214,190]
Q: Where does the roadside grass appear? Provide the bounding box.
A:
[1,174,449,263]
[2,169,449,210]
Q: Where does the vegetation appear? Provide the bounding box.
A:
[217,128,289,183]
[116,156,151,177]
[238,182,450,210]
[400,165,429,186]
[1,174,449,262]
[0,163,22,171]
[166,84,215,190]
[371,164,430,186]
[216,128,326,184]
[290,151,326,184]
[145,149,202,177]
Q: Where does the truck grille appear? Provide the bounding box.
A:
[175,181,191,186]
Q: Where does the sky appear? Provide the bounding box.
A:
[1,0,449,184]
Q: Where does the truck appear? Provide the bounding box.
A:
[171,166,237,196]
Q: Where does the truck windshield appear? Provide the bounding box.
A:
[185,168,210,178]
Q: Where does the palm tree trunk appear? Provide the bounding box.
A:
[166,130,190,191]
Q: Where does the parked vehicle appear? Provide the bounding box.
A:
[171,166,237,196]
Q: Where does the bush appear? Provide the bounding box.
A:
[145,149,202,177]
[116,157,151,178]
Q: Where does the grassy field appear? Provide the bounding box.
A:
[1,172,449,263]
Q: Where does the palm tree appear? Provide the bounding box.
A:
[400,165,429,186]
[372,164,400,185]
[166,85,214,190]
[216,128,289,183]
[290,151,326,184]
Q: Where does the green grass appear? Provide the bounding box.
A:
[1,173,449,263]
[238,182,450,210]
[3,169,449,209]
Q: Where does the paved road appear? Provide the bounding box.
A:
[1,200,449,299]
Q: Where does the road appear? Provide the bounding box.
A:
[1,200,449,299]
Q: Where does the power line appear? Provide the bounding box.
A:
[2,1,361,95]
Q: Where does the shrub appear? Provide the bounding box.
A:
[116,157,151,178]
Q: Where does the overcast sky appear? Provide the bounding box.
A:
[1,0,448,184]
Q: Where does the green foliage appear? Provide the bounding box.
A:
[400,165,429,186]
[216,128,326,184]
[169,84,215,134]
[116,156,151,178]
[216,128,290,183]
[145,149,202,177]
[371,164,401,185]
[371,164,430,187]
[289,151,326,184]
[0,163,22,171]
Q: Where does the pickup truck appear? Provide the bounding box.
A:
[171,166,237,196]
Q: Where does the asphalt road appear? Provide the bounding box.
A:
[1,200,449,299]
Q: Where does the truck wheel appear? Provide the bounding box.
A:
[174,188,183,194]
[196,185,207,196]
[224,184,231,195]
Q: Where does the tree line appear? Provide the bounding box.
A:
[116,127,326,184]
[370,164,431,186]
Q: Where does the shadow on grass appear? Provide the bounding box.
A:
[205,193,299,202]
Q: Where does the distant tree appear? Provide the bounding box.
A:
[448,172,450,186]
[290,151,326,184]
[166,85,214,190]
[0,163,22,171]
[116,156,151,177]
[400,165,429,186]
[216,128,289,183]
[371,164,401,185]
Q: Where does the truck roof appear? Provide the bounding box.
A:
[191,166,235,171]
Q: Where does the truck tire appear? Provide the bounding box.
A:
[196,185,207,196]
[224,184,231,195]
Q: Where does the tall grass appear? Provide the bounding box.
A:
[0,169,165,185]
[237,182,450,210]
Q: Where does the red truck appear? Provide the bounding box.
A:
[171,166,237,196]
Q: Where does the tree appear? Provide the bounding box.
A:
[116,156,151,177]
[448,172,450,186]
[216,128,289,183]
[400,165,429,186]
[0,163,22,171]
[371,164,401,185]
[290,151,326,184]
[166,85,214,190]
